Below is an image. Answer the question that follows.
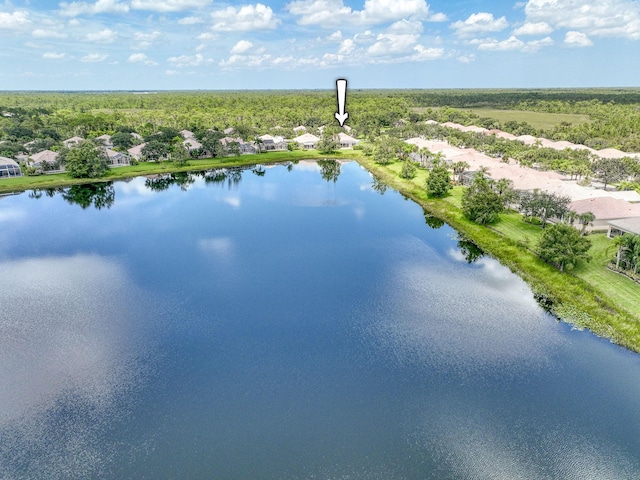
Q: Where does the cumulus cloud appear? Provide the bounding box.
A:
[81,53,108,62]
[473,35,553,52]
[524,0,640,40]
[564,30,594,47]
[59,0,129,16]
[451,12,509,36]
[178,16,204,25]
[286,0,432,27]
[131,0,212,12]
[86,28,117,43]
[368,33,420,56]
[211,3,280,31]
[128,53,158,65]
[32,28,68,38]
[230,40,253,54]
[43,52,66,59]
[133,31,161,49]
[167,53,210,67]
[387,19,424,34]
[513,21,553,36]
[0,11,29,29]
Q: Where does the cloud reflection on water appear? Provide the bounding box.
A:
[0,254,161,478]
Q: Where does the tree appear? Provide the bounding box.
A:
[461,174,504,224]
[317,128,340,154]
[578,211,596,235]
[64,140,109,178]
[451,161,469,183]
[142,140,170,162]
[399,159,417,179]
[318,159,341,183]
[373,138,396,165]
[371,175,388,195]
[591,158,627,190]
[537,223,591,272]
[61,183,115,209]
[111,131,133,150]
[426,165,452,197]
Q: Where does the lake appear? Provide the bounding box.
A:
[1,160,640,479]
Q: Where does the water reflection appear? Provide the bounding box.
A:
[317,159,341,183]
[456,235,484,263]
[424,214,444,230]
[371,174,388,195]
[30,183,116,210]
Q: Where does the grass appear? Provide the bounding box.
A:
[0,150,361,194]
[358,156,640,353]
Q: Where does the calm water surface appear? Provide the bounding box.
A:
[1,161,640,479]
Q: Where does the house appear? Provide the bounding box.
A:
[131,132,143,141]
[28,149,59,168]
[180,130,195,139]
[95,134,113,147]
[293,125,307,133]
[337,132,359,149]
[257,134,287,151]
[220,137,257,155]
[570,197,640,231]
[223,127,235,135]
[608,217,640,237]
[105,148,130,167]
[293,133,320,150]
[183,137,203,153]
[63,136,84,148]
[127,143,147,160]
[0,156,22,178]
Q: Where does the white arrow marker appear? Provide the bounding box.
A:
[334,78,349,127]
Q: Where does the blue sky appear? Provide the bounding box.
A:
[0,0,639,90]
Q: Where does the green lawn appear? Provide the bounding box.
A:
[357,156,640,352]
[0,150,361,194]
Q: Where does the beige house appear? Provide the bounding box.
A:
[95,134,113,147]
[293,133,320,150]
[337,132,359,149]
[105,149,130,167]
[63,136,84,148]
[29,149,59,168]
[570,197,640,231]
[180,130,195,139]
[127,143,147,160]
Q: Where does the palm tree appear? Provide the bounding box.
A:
[578,212,596,235]
[452,161,469,183]
[564,210,578,225]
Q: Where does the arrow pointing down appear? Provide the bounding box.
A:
[334,79,349,127]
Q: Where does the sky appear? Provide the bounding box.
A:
[0,0,639,90]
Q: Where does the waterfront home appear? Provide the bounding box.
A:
[105,149,131,167]
[220,137,257,155]
[0,156,22,178]
[608,217,640,237]
[183,137,203,153]
[570,197,640,231]
[127,143,147,160]
[293,133,320,150]
[28,149,59,168]
[337,132,359,149]
[257,134,287,151]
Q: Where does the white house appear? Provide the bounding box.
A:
[293,133,320,150]
[337,132,359,149]
[0,156,22,178]
[180,130,195,139]
[95,134,113,147]
[257,134,287,151]
[63,136,84,148]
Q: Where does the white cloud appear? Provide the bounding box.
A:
[220,53,273,68]
[368,33,420,56]
[564,30,594,47]
[43,52,66,59]
[167,53,209,67]
[286,0,430,27]
[59,0,129,17]
[525,0,640,40]
[211,4,280,31]
[457,53,476,63]
[451,12,509,36]
[86,29,117,43]
[133,31,161,49]
[513,21,553,36]
[33,28,68,38]
[230,40,254,54]
[197,32,219,41]
[81,53,108,62]
[473,35,553,52]
[128,53,158,65]
[337,38,355,54]
[427,12,448,22]
[0,11,29,29]
[178,16,204,25]
[387,19,424,34]
[410,44,444,61]
[327,30,343,42]
[131,0,212,12]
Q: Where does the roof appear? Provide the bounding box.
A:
[180,130,195,139]
[127,143,147,156]
[293,133,320,144]
[183,138,202,149]
[223,127,234,134]
[293,125,307,132]
[29,150,58,164]
[608,217,640,235]
[63,136,84,146]
[96,134,112,141]
[105,149,126,159]
[0,156,19,167]
[595,148,628,159]
[338,132,358,143]
[570,197,640,221]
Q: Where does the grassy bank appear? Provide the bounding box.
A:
[0,150,361,194]
[359,156,640,353]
